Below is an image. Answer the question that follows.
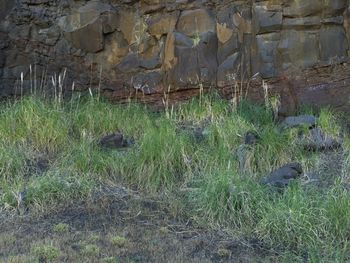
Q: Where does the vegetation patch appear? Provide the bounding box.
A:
[0,93,350,262]
[31,243,60,262]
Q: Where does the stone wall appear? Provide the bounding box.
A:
[1,0,350,110]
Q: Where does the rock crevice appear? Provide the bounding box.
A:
[1,0,350,111]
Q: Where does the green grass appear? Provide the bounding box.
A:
[110,235,128,248]
[31,243,60,262]
[53,223,70,234]
[0,93,349,262]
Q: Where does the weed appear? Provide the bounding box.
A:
[31,244,60,262]
[217,248,231,258]
[101,257,120,263]
[5,255,34,263]
[81,244,100,257]
[88,234,100,243]
[110,236,127,248]
[53,223,69,234]
[0,233,16,248]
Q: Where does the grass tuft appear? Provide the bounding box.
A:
[31,243,60,262]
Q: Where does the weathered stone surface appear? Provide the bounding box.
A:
[171,50,199,87]
[0,0,350,113]
[323,0,348,17]
[283,17,321,29]
[176,9,215,37]
[197,32,218,86]
[253,3,282,34]
[284,0,324,18]
[277,30,319,69]
[319,26,348,62]
[58,1,118,52]
[131,71,163,94]
[247,63,350,114]
[217,53,240,87]
[216,23,234,44]
[217,32,239,65]
[256,33,280,77]
[0,0,15,21]
[148,11,179,38]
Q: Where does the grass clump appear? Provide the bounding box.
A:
[53,223,69,234]
[101,257,120,263]
[81,244,100,257]
[5,255,34,263]
[110,235,128,248]
[31,243,60,262]
[0,97,69,153]
[0,233,16,248]
[25,172,93,207]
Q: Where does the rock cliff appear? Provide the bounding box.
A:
[1,0,350,111]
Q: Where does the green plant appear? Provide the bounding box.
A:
[0,91,349,262]
[5,255,34,263]
[53,223,69,234]
[101,257,120,263]
[31,244,60,262]
[82,244,100,257]
[110,236,127,248]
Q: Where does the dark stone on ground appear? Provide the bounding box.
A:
[244,131,260,145]
[99,132,134,149]
[193,127,207,143]
[261,162,303,187]
[281,115,317,129]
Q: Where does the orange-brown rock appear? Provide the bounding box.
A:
[0,0,350,113]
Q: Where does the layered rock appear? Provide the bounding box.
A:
[0,0,350,111]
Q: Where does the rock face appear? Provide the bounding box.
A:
[1,1,350,110]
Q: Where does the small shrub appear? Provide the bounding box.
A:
[217,248,231,258]
[53,223,69,234]
[110,236,127,248]
[82,244,100,257]
[88,234,100,243]
[0,233,16,248]
[31,244,60,262]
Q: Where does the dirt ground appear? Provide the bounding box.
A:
[0,185,274,263]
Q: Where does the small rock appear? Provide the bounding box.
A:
[244,131,260,145]
[193,127,206,142]
[281,115,317,129]
[99,132,133,149]
[261,162,303,187]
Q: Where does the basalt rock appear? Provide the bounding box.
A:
[261,162,303,188]
[1,1,350,112]
[281,115,317,129]
[100,132,134,149]
[244,131,260,146]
